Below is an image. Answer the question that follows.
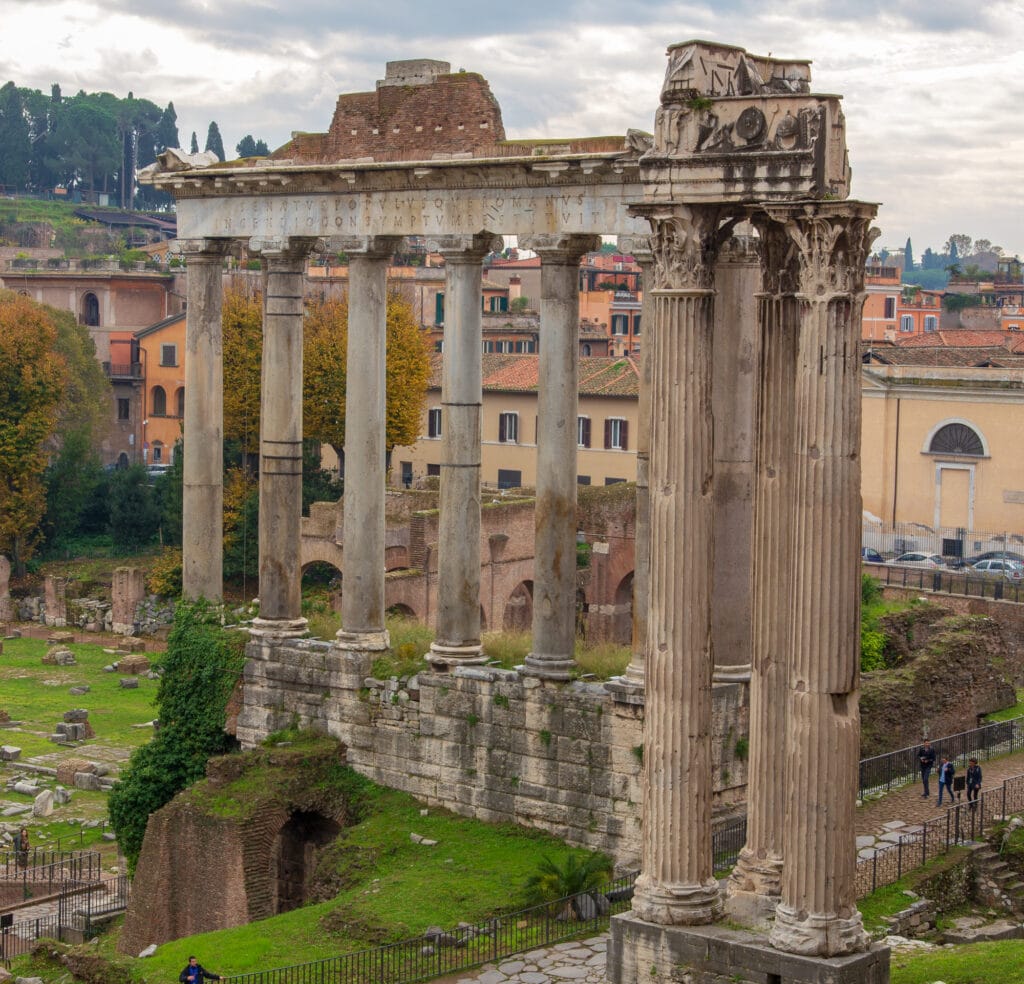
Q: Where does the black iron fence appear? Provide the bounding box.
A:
[859,716,1024,802]
[224,871,637,984]
[0,874,130,963]
[864,562,1024,603]
[863,522,1024,568]
[856,773,1024,897]
[0,850,101,882]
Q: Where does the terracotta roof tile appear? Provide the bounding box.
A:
[426,353,638,396]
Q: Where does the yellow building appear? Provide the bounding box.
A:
[134,312,187,465]
[394,354,639,489]
[862,344,1024,536]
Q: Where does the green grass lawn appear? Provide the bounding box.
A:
[892,939,1024,983]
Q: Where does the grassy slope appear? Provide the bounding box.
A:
[892,940,1024,983]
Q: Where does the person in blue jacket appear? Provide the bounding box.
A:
[966,757,983,809]
[179,957,221,984]
[937,756,955,806]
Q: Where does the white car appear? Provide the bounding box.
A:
[971,558,1024,581]
[889,552,944,568]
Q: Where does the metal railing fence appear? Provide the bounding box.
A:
[224,871,637,984]
[0,850,101,882]
[856,773,1024,897]
[0,874,130,963]
[863,522,1024,566]
[859,717,1024,801]
[865,563,1024,603]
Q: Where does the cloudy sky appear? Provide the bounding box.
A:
[3,0,1023,257]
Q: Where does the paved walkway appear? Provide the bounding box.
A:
[855,745,1024,837]
[450,937,608,984]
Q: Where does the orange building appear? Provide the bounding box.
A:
[133,313,187,466]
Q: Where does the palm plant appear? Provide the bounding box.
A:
[523,850,613,914]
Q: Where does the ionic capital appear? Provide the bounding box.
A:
[248,236,321,267]
[172,238,235,259]
[428,232,503,263]
[616,233,654,266]
[322,235,403,260]
[759,202,879,299]
[519,233,601,265]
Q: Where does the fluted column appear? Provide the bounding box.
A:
[631,206,723,925]
[179,238,232,603]
[727,221,799,921]
[766,202,879,957]
[520,233,601,682]
[335,236,401,651]
[606,234,653,703]
[250,237,317,638]
[428,233,501,669]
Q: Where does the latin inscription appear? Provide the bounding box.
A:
[179,188,648,239]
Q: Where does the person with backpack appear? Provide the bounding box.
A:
[966,757,983,809]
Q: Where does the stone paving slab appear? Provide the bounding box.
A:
[452,936,607,984]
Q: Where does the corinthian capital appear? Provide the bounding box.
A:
[761,202,879,298]
[633,205,726,291]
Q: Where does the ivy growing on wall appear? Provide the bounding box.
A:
[108,601,247,871]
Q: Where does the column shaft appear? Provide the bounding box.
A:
[339,250,392,647]
[632,284,721,925]
[430,235,498,667]
[727,287,798,916]
[253,245,309,635]
[182,247,227,602]
[521,235,599,681]
[767,204,877,957]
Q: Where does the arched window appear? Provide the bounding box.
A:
[928,422,984,456]
[152,441,164,463]
[175,387,185,418]
[82,292,100,327]
[151,385,167,416]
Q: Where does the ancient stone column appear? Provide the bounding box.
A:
[519,233,600,682]
[630,206,723,925]
[765,202,879,957]
[335,236,401,651]
[251,238,318,638]
[111,567,146,635]
[180,239,232,603]
[726,220,799,923]
[0,555,13,622]
[605,234,653,703]
[427,233,501,670]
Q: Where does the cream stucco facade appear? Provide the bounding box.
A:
[862,364,1024,533]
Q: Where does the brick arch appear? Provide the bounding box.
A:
[387,602,417,618]
[503,580,533,632]
[300,538,345,573]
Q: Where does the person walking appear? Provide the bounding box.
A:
[937,756,955,806]
[918,739,936,798]
[179,956,221,984]
[16,827,29,868]
[966,757,983,809]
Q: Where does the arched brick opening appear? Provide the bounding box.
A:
[385,545,409,571]
[503,580,533,632]
[612,571,634,645]
[272,810,340,914]
[387,603,418,619]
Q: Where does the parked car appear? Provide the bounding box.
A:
[889,552,944,568]
[970,558,1024,581]
[145,463,171,483]
[861,547,885,564]
[955,550,1024,569]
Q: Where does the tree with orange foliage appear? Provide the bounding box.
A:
[0,291,67,574]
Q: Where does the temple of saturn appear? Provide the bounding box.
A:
[143,40,888,984]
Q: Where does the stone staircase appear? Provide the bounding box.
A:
[971,843,1024,920]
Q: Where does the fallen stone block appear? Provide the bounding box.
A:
[73,772,102,791]
[56,758,96,784]
[1,804,31,817]
[63,709,89,723]
[47,632,74,644]
[54,787,72,805]
[12,780,39,795]
[137,944,157,958]
[117,654,151,675]
[33,790,54,817]
[119,677,139,690]
[0,746,20,762]
[69,686,90,696]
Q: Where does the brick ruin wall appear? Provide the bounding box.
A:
[235,639,750,869]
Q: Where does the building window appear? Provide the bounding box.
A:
[175,387,185,417]
[400,461,413,488]
[605,417,628,450]
[117,398,130,421]
[514,340,535,353]
[577,416,591,448]
[83,292,100,327]
[1009,324,1020,332]
[426,463,441,477]
[633,314,641,336]
[483,340,494,352]
[497,468,522,489]
[899,315,914,333]
[611,314,628,336]
[161,343,178,366]
[924,315,938,332]
[605,477,626,485]
[427,407,442,438]
[884,297,896,319]
[434,340,444,353]
[434,293,445,326]
[151,385,167,416]
[928,422,984,456]
[152,441,163,463]
[581,343,592,356]
[498,412,519,444]
[577,475,591,485]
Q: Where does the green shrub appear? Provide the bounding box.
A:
[108,602,246,871]
[861,572,882,607]
[147,546,183,597]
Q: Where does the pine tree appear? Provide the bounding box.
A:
[204,121,225,161]
[190,131,198,154]
[904,238,914,272]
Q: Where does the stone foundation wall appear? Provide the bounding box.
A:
[236,637,750,867]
